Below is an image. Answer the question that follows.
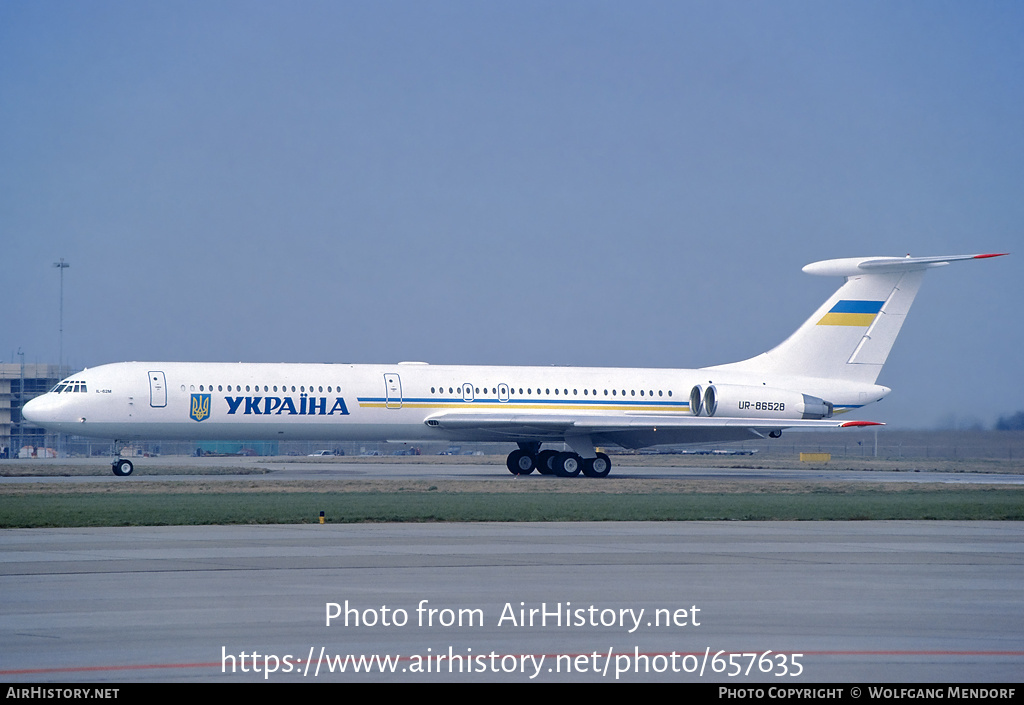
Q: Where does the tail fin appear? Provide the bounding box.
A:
[710,253,1007,384]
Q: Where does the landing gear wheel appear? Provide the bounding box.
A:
[582,453,612,478]
[112,459,134,477]
[554,452,582,478]
[536,449,558,475]
[506,450,536,475]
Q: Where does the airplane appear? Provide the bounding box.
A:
[22,252,1007,478]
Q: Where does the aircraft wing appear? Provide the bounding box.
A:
[424,412,881,447]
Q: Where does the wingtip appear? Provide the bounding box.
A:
[973,253,1009,259]
[840,421,885,427]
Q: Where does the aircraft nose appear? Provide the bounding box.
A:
[21,394,53,426]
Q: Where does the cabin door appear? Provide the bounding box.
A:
[148,371,167,408]
[384,374,402,409]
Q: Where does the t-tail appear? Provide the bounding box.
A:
[710,253,1008,385]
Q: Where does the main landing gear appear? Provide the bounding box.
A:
[506,445,612,478]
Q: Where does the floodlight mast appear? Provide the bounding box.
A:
[53,258,70,376]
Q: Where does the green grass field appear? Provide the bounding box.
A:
[3,454,1022,527]
[3,486,1022,527]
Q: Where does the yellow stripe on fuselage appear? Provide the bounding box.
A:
[358,402,684,413]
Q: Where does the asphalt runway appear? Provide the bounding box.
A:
[2,521,1022,683]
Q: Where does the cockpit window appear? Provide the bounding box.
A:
[52,381,87,393]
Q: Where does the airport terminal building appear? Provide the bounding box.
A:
[0,363,68,457]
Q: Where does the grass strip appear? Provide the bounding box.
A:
[2,488,1022,527]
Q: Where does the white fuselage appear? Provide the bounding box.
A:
[23,360,886,448]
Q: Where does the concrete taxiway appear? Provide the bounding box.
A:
[2,521,1022,682]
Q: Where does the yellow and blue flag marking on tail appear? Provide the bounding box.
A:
[816,300,884,327]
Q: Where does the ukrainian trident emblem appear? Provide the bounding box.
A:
[190,393,211,422]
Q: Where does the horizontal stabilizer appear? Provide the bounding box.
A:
[803,253,1008,277]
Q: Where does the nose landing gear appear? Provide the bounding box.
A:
[112,458,134,476]
[110,440,134,476]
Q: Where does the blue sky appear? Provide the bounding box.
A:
[2,1,1021,428]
